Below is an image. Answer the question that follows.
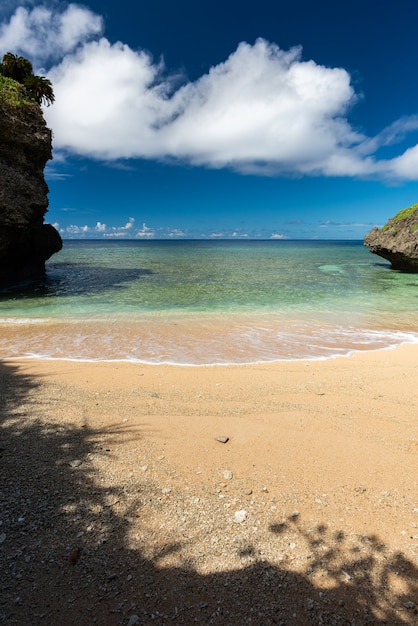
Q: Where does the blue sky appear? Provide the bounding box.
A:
[2,1,418,239]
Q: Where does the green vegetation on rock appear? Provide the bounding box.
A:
[392,203,418,223]
[0,52,54,107]
[380,203,418,233]
[0,74,32,106]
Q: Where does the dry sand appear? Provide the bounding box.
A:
[0,345,417,624]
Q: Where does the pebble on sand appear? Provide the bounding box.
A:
[233,510,247,523]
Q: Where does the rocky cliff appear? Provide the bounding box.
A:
[0,81,62,281]
[364,204,418,272]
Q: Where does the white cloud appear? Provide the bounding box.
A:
[61,224,91,235]
[99,217,135,236]
[44,35,366,173]
[0,4,102,65]
[161,41,362,174]
[124,218,134,230]
[135,223,155,238]
[57,218,137,238]
[168,228,186,238]
[56,218,190,239]
[385,144,418,180]
[53,217,372,240]
[2,3,418,180]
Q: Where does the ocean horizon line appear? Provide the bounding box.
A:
[57,237,367,243]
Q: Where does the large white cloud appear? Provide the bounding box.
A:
[161,41,361,172]
[1,3,418,179]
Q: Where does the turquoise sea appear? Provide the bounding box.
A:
[1,240,417,364]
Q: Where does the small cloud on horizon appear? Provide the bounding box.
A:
[135,222,155,238]
[51,216,370,240]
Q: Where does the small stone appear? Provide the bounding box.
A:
[69,459,82,468]
[233,510,247,523]
[162,487,171,494]
[223,470,233,480]
[290,510,300,518]
[69,548,81,566]
[0,533,6,544]
[215,437,229,443]
[243,488,253,495]
[140,465,148,471]
[355,484,366,493]
[127,616,140,626]
[403,601,415,609]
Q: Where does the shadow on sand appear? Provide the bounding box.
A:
[0,361,417,625]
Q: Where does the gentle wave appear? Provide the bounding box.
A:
[1,317,417,365]
[0,317,51,325]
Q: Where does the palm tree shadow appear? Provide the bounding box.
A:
[0,361,417,625]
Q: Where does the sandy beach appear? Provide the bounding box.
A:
[1,345,417,624]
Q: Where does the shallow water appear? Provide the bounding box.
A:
[1,240,417,364]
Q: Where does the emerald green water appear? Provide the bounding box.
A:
[0,240,417,364]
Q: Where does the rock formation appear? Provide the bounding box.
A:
[364,204,418,272]
[0,80,62,281]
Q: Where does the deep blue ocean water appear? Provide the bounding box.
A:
[1,240,417,364]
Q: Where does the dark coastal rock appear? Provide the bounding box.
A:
[364,204,418,272]
[0,86,62,280]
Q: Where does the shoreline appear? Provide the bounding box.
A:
[1,344,417,623]
[2,331,418,365]
[1,313,418,364]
